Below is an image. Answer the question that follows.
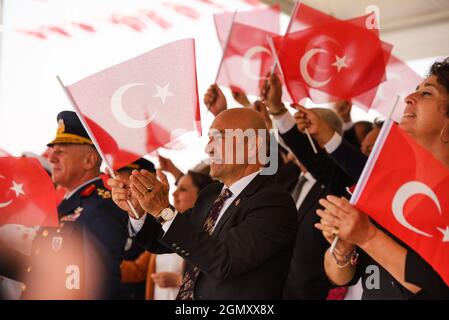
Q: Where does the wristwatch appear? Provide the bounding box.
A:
[156,205,176,224]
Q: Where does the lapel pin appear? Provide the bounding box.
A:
[235,199,241,206]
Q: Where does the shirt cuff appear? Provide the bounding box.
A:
[272,111,296,134]
[161,211,178,233]
[128,213,147,236]
[324,132,343,154]
[342,121,354,131]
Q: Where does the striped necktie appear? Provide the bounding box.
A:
[176,188,233,300]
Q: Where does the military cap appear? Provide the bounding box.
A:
[47,111,93,146]
[118,158,156,173]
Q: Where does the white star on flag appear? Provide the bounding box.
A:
[10,181,25,197]
[332,55,349,73]
[437,226,449,242]
[152,83,174,104]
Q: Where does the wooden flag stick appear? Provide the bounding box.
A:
[56,76,141,219]
[266,36,318,154]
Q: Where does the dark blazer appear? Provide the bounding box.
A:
[279,126,355,299]
[133,173,297,300]
[329,138,367,182]
[0,178,128,299]
[343,126,361,149]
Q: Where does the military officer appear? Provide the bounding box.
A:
[0,111,129,299]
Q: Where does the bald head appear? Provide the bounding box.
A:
[206,108,270,185]
[212,108,268,132]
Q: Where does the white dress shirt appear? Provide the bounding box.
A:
[272,110,345,155]
[342,120,354,132]
[272,110,296,134]
[153,253,184,300]
[294,172,316,210]
[129,170,262,235]
[324,132,343,153]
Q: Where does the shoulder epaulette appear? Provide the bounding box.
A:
[80,184,96,197]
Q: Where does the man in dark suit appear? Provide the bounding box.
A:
[0,111,128,299]
[260,74,356,299]
[108,108,297,300]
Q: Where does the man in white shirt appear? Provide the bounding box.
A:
[108,108,297,300]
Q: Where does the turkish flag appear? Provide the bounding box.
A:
[288,3,379,34]
[65,39,201,170]
[213,5,280,49]
[272,18,390,104]
[216,22,282,99]
[352,122,449,286]
[0,157,58,227]
[361,55,423,122]
[274,3,391,106]
[214,7,293,102]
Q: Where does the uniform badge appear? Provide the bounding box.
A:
[97,188,111,199]
[57,119,65,134]
[60,206,83,222]
[80,184,96,197]
[52,236,63,252]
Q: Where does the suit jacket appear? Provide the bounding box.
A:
[343,126,361,150]
[279,126,355,299]
[330,138,367,182]
[133,173,297,300]
[0,178,129,299]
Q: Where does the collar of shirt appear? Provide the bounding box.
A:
[302,171,316,183]
[64,176,101,200]
[206,169,261,233]
[223,169,262,200]
[342,120,354,131]
[295,171,317,209]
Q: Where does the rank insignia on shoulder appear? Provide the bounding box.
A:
[97,188,111,199]
[80,184,96,197]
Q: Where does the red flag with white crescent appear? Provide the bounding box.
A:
[0,157,58,227]
[352,121,449,286]
[64,39,201,170]
[272,18,390,104]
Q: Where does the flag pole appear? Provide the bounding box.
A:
[269,0,300,75]
[56,76,141,219]
[329,94,401,254]
[213,10,237,86]
[209,10,237,115]
[266,35,318,154]
[266,1,318,154]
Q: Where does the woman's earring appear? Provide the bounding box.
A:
[440,123,449,144]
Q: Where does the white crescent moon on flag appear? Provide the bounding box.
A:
[299,48,332,88]
[306,36,340,73]
[111,83,158,129]
[0,175,13,209]
[391,181,441,237]
[242,46,272,81]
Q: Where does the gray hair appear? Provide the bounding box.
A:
[312,108,344,136]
